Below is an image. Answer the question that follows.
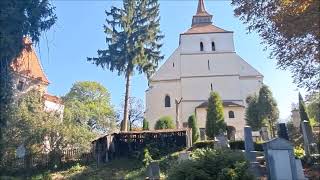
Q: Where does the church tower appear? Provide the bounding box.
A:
[145,0,263,140]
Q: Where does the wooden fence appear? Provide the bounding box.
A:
[92,129,192,164]
[1,149,93,173]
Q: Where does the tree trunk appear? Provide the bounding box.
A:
[121,71,131,132]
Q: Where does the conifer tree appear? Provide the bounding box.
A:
[257,85,279,137]
[245,95,261,131]
[188,114,199,143]
[88,0,163,132]
[299,93,309,122]
[206,92,226,139]
[142,118,149,130]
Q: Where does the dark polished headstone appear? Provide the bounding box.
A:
[277,123,289,140]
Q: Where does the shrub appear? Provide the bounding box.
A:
[142,118,149,130]
[190,141,215,151]
[167,148,254,180]
[142,148,153,167]
[188,114,200,143]
[294,146,305,159]
[154,116,175,130]
[229,140,264,151]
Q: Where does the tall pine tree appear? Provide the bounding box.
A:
[206,92,226,139]
[299,92,309,122]
[88,0,163,131]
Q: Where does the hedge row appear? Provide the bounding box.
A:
[191,140,264,151]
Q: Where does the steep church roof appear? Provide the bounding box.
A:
[183,0,231,35]
[11,37,49,84]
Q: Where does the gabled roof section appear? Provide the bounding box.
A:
[182,24,231,35]
[150,48,180,81]
[196,100,245,108]
[237,54,263,77]
[43,94,63,104]
[11,37,49,84]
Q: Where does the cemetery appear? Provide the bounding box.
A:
[0,0,319,179]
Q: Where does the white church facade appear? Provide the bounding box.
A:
[145,0,263,140]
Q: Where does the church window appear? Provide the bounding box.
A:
[228,111,235,118]
[208,60,210,70]
[17,81,24,91]
[165,95,171,107]
[173,62,175,67]
[211,41,216,51]
[200,42,204,51]
[210,83,213,91]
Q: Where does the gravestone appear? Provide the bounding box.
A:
[301,120,318,156]
[262,138,306,180]
[215,133,229,149]
[244,126,256,162]
[147,162,160,180]
[16,144,26,158]
[260,127,269,141]
[244,127,261,178]
[277,123,289,141]
[178,152,190,161]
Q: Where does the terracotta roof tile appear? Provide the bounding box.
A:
[11,37,49,84]
[43,94,63,104]
[182,24,231,35]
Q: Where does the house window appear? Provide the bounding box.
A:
[200,42,204,51]
[228,111,235,118]
[211,41,216,51]
[17,81,24,91]
[165,95,171,107]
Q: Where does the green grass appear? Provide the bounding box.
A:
[50,158,145,180]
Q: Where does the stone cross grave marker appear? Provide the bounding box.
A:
[215,133,229,149]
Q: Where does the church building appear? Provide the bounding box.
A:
[145,0,263,140]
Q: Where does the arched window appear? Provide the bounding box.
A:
[211,41,216,51]
[210,83,213,91]
[200,42,204,51]
[228,111,235,118]
[165,95,171,107]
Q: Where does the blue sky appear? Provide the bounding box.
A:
[37,0,304,120]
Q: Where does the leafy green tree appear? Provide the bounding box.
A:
[143,118,149,130]
[299,92,310,122]
[88,0,163,131]
[3,90,94,162]
[257,85,279,137]
[306,92,320,123]
[63,81,117,134]
[154,116,175,130]
[232,0,319,91]
[188,114,199,143]
[0,0,56,160]
[206,92,226,139]
[245,95,261,131]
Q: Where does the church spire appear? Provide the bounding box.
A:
[192,0,213,27]
[196,0,207,15]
